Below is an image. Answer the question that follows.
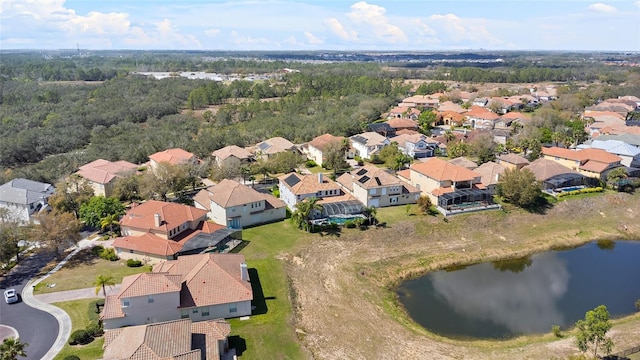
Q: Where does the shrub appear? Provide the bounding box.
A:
[344,220,356,228]
[126,259,143,267]
[69,329,93,345]
[91,245,104,256]
[102,234,111,241]
[63,356,81,360]
[305,160,318,168]
[99,247,119,261]
[86,320,104,337]
[552,324,562,337]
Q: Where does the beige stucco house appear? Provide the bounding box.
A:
[250,137,298,160]
[101,253,253,330]
[301,133,345,167]
[148,148,199,172]
[212,145,254,168]
[542,146,622,180]
[336,165,420,208]
[75,159,138,197]
[193,179,286,229]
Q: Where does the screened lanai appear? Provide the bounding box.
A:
[437,188,495,210]
[317,200,364,218]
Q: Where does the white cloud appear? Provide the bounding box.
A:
[587,3,617,12]
[323,17,358,41]
[304,31,324,45]
[205,28,220,37]
[346,1,407,43]
[635,0,640,7]
[230,30,279,47]
[428,13,502,45]
[66,11,131,35]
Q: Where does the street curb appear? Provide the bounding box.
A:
[0,324,19,341]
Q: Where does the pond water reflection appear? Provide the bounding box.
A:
[396,241,640,339]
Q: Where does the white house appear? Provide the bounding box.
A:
[0,178,54,224]
[336,165,420,207]
[349,132,390,160]
[278,172,362,216]
[193,179,286,229]
[391,133,437,158]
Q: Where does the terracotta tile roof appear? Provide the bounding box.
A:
[149,148,196,165]
[337,165,420,193]
[474,161,506,186]
[385,118,419,129]
[410,158,481,182]
[316,193,358,205]
[437,101,466,113]
[439,111,466,122]
[77,159,138,185]
[500,112,528,120]
[154,253,253,308]
[524,158,583,181]
[583,110,625,121]
[278,172,341,196]
[447,157,478,170]
[542,147,621,164]
[396,169,411,181]
[120,200,208,233]
[464,106,500,120]
[212,145,253,161]
[497,153,529,166]
[307,134,345,151]
[101,295,125,320]
[391,133,435,146]
[112,233,184,256]
[192,189,211,211]
[394,129,420,136]
[102,318,195,359]
[401,95,440,105]
[252,137,296,155]
[190,319,231,360]
[202,179,286,209]
[118,272,182,299]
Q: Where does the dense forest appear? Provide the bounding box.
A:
[1,51,639,185]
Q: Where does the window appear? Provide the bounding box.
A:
[229,303,237,313]
[192,308,199,314]
[147,295,154,304]
[181,309,189,319]
[201,307,210,316]
[122,299,130,307]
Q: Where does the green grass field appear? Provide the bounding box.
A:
[52,299,104,360]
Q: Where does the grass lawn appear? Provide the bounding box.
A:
[229,220,312,359]
[34,248,151,294]
[53,299,104,360]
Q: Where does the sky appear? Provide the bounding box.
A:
[1,0,639,51]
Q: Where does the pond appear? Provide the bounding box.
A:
[396,241,640,340]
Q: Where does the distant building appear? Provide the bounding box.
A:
[149,148,199,171]
[76,159,138,197]
[212,145,253,168]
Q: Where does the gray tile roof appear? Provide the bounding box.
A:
[0,178,53,205]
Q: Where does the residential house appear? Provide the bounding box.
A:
[384,118,419,132]
[193,179,286,229]
[584,139,640,168]
[542,147,623,180]
[437,101,466,114]
[496,153,529,170]
[301,133,345,167]
[349,132,391,160]
[439,111,466,127]
[366,122,396,138]
[523,158,585,191]
[0,178,54,224]
[212,145,254,168]
[391,133,437,158]
[495,112,527,129]
[586,100,636,116]
[448,157,478,170]
[75,159,138,197]
[474,161,506,192]
[398,158,496,214]
[103,318,232,360]
[278,172,362,217]
[472,97,489,107]
[112,200,239,263]
[592,133,640,148]
[464,106,500,129]
[336,165,420,208]
[251,137,297,160]
[101,253,253,330]
[387,106,421,120]
[149,148,199,172]
[400,95,439,109]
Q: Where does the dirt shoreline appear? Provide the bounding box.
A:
[286,193,640,360]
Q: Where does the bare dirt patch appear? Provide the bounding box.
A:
[286,193,640,360]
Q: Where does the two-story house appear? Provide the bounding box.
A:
[463,106,500,129]
[212,145,254,169]
[300,134,345,167]
[101,253,253,330]
[349,132,390,160]
[75,159,138,197]
[278,172,362,217]
[149,148,199,172]
[496,153,529,170]
[384,118,419,133]
[391,133,438,158]
[336,165,420,208]
[193,179,286,229]
[250,137,298,160]
[541,147,623,181]
[398,158,497,215]
[0,178,54,224]
[112,200,239,263]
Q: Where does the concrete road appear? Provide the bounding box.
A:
[0,251,59,360]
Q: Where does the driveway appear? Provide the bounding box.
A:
[0,251,59,360]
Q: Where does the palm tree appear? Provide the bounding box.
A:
[0,337,28,360]
[94,275,116,297]
[362,206,377,225]
[100,213,120,237]
[292,197,323,232]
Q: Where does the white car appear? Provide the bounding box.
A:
[3,289,18,304]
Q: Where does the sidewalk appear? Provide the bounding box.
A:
[35,284,121,304]
[21,234,101,360]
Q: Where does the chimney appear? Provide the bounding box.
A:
[154,213,162,227]
[318,172,323,183]
[240,262,248,281]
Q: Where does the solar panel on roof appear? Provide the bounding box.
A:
[284,174,301,187]
[356,169,367,176]
[257,142,270,151]
[357,175,370,184]
[374,177,382,186]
